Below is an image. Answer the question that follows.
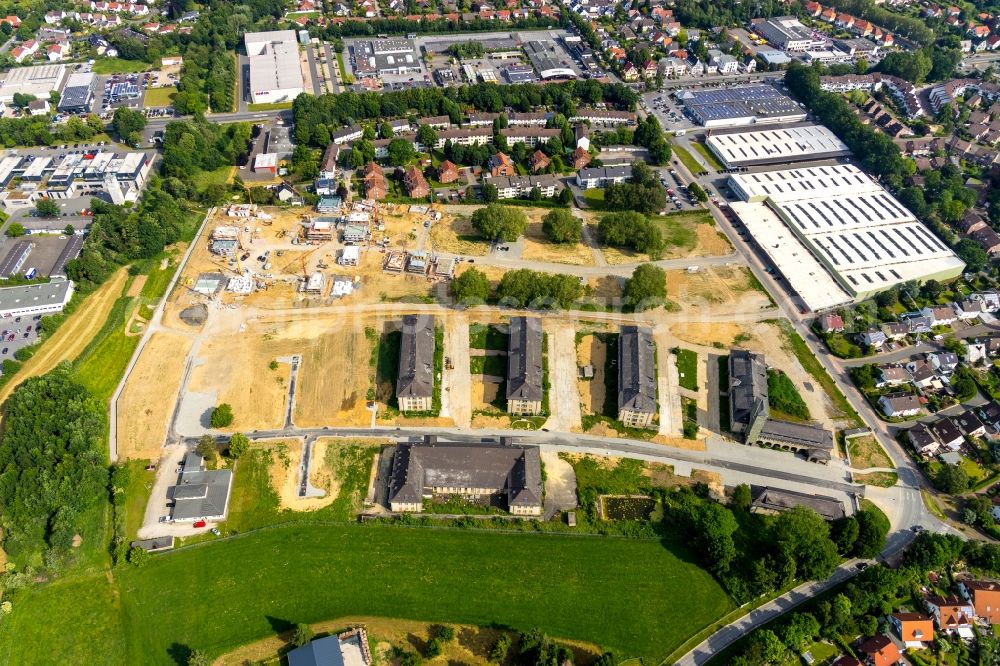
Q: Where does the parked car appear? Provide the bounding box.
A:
[193,520,207,528]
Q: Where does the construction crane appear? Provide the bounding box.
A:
[280,245,324,278]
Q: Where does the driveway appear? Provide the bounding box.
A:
[442,314,471,427]
[545,322,582,432]
[137,444,219,539]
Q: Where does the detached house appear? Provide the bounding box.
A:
[925,595,975,637]
[857,635,901,666]
[959,580,1000,623]
[921,305,958,326]
[889,612,935,648]
[878,392,921,418]
[907,422,940,456]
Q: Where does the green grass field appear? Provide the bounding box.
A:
[470,354,507,376]
[692,141,724,172]
[247,102,294,112]
[469,323,507,351]
[675,348,698,391]
[671,143,705,175]
[92,58,155,74]
[143,86,176,108]
[71,294,139,402]
[583,188,606,209]
[192,166,233,190]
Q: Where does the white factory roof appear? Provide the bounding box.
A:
[0,156,21,183]
[705,125,849,167]
[0,63,66,101]
[21,156,51,179]
[254,153,278,169]
[246,30,303,95]
[340,246,360,262]
[729,164,964,307]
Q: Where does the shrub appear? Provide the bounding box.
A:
[210,403,234,428]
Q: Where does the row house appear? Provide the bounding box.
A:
[499,127,560,147]
[429,128,492,150]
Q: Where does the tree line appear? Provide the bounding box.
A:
[291,80,639,148]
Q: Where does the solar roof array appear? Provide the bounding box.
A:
[728,164,965,306]
[678,85,807,125]
[706,125,849,167]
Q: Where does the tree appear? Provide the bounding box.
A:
[425,638,443,658]
[417,124,438,149]
[482,182,498,202]
[934,463,969,494]
[379,121,394,139]
[35,198,60,218]
[730,484,752,512]
[111,107,147,141]
[598,212,665,257]
[471,204,528,241]
[772,507,840,580]
[387,138,415,166]
[688,182,708,202]
[188,651,211,666]
[293,623,315,647]
[920,279,943,301]
[541,209,582,243]
[128,545,150,567]
[779,613,820,652]
[496,269,583,309]
[955,238,989,273]
[451,267,491,304]
[879,50,932,83]
[623,264,667,311]
[832,516,860,555]
[5,222,25,238]
[749,629,787,664]
[210,403,234,428]
[11,93,35,109]
[196,435,217,463]
[489,634,512,663]
[228,432,250,459]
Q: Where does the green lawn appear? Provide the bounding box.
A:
[692,141,724,172]
[71,294,140,402]
[469,323,507,351]
[767,369,811,421]
[649,211,713,251]
[92,57,156,75]
[143,86,176,108]
[470,354,507,376]
[139,252,179,302]
[124,460,156,540]
[192,166,233,190]
[671,142,706,175]
[113,524,732,663]
[583,188,606,209]
[675,348,698,391]
[247,101,294,112]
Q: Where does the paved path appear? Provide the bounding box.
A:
[673,559,866,666]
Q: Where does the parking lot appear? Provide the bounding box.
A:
[0,312,44,365]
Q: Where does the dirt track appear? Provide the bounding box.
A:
[545,322,582,432]
[0,268,128,404]
[443,315,472,427]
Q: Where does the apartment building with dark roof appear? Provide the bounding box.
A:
[395,315,435,413]
[506,316,543,416]
[618,325,657,427]
[388,436,543,515]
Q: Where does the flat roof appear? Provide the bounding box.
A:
[0,278,73,313]
[706,124,849,167]
[247,34,303,96]
[678,84,806,125]
[729,164,965,306]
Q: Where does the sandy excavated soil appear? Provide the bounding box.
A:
[545,321,582,432]
[117,332,193,460]
[666,265,770,313]
[186,326,293,431]
[576,334,607,415]
[290,325,373,427]
[520,221,596,266]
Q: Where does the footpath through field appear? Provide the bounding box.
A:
[0,268,127,405]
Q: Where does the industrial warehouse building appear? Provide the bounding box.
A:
[0,279,74,318]
[705,124,849,168]
[728,164,965,310]
[0,63,67,103]
[245,30,304,104]
[353,38,422,77]
[677,84,807,128]
[388,436,543,516]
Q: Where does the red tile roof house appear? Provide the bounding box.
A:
[925,595,975,637]
[819,312,845,333]
[487,151,516,177]
[889,612,934,648]
[958,580,1000,623]
[857,635,901,666]
[437,160,460,184]
[403,166,430,198]
[529,150,551,172]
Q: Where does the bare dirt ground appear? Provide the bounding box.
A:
[576,333,607,416]
[255,438,336,511]
[186,325,293,431]
[470,377,508,428]
[520,222,596,266]
[653,328,683,440]
[117,331,193,460]
[545,321,582,432]
[428,210,490,255]
[669,322,746,348]
[289,324,373,427]
[443,314,472,427]
[214,616,601,666]
[0,268,128,404]
[666,265,771,314]
[541,449,577,509]
[125,275,147,298]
